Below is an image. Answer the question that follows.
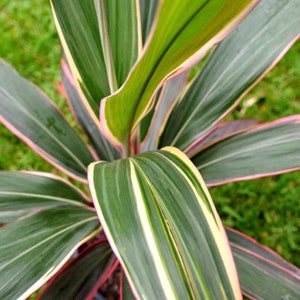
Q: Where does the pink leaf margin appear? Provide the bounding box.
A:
[200,115,300,187]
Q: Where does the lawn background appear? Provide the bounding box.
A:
[1,0,300,268]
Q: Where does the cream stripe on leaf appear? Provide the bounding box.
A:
[0,207,99,300]
[88,147,242,299]
[100,0,258,150]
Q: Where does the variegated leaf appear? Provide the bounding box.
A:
[0,60,94,181]
[88,147,241,299]
[0,207,99,300]
[100,0,258,151]
[160,0,300,152]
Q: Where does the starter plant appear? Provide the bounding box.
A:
[0,0,300,299]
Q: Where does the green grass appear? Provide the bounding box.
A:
[0,0,63,173]
[1,0,300,273]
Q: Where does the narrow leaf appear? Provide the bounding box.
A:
[187,119,259,156]
[138,0,158,44]
[160,0,300,151]
[0,60,94,181]
[38,240,114,300]
[120,270,136,300]
[140,72,187,152]
[0,171,90,224]
[193,116,300,186]
[51,0,139,108]
[227,228,300,299]
[93,0,140,91]
[101,0,258,150]
[61,58,120,161]
[88,147,241,299]
[50,0,110,112]
[0,207,99,300]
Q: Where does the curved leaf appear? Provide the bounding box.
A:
[193,116,300,186]
[0,171,90,224]
[88,147,241,299]
[160,0,300,151]
[61,58,120,161]
[38,240,114,300]
[0,60,94,181]
[227,228,300,299]
[140,72,187,152]
[100,0,258,151]
[0,206,99,300]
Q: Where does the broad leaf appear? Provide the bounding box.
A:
[227,228,300,299]
[193,116,300,186]
[0,60,94,181]
[100,0,258,151]
[88,147,241,299]
[160,0,300,151]
[0,206,99,300]
[38,240,114,300]
[0,171,90,224]
[61,58,120,161]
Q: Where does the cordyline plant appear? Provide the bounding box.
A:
[0,0,300,299]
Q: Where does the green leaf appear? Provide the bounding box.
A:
[61,58,120,161]
[120,270,136,300]
[0,171,90,224]
[51,0,139,106]
[38,240,114,300]
[140,72,187,152]
[227,228,300,299]
[187,119,259,155]
[93,0,141,91]
[100,0,258,151]
[0,206,99,300]
[88,147,241,299]
[0,60,94,181]
[139,0,158,44]
[50,0,108,111]
[160,0,300,151]
[193,116,300,186]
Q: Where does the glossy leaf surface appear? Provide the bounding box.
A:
[101,0,257,150]
[0,207,99,300]
[193,116,300,186]
[88,147,241,299]
[0,171,90,224]
[38,240,113,300]
[160,0,300,151]
[0,60,94,181]
[228,228,300,299]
